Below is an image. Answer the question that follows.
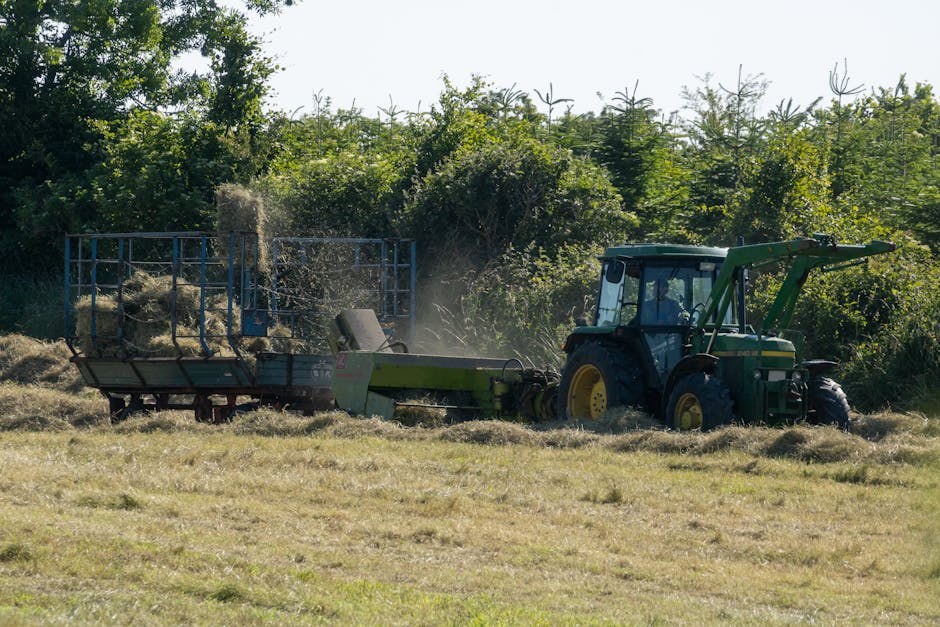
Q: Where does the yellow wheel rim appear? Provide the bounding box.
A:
[568,364,607,419]
[674,392,703,430]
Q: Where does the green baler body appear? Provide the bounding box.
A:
[331,351,521,419]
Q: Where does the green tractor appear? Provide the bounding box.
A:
[558,234,895,429]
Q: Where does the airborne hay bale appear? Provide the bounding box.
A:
[215,183,269,273]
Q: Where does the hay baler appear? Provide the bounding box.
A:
[329,310,559,421]
[558,234,895,429]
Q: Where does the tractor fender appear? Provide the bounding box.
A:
[800,359,838,378]
[661,353,720,416]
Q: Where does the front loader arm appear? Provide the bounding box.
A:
[761,237,895,330]
[697,235,895,354]
[698,237,820,334]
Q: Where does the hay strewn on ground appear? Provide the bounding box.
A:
[0,379,935,465]
[0,335,84,392]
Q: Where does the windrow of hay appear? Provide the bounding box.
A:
[0,383,106,431]
[439,420,540,446]
[230,408,349,437]
[110,410,215,435]
[0,335,85,392]
[0,377,934,465]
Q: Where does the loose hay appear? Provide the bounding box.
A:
[439,420,539,446]
[0,384,106,431]
[111,411,213,434]
[0,335,85,392]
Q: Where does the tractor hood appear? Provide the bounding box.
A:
[709,333,797,367]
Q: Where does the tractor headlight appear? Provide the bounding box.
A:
[792,371,803,383]
[753,369,762,380]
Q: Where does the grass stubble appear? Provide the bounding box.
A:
[0,337,938,623]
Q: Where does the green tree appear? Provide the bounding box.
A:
[0,0,290,270]
[680,68,769,243]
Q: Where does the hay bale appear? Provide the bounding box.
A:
[124,272,201,326]
[74,294,122,355]
[215,183,269,273]
[267,323,305,353]
[394,403,447,428]
[144,332,204,357]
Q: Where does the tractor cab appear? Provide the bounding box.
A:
[589,245,737,384]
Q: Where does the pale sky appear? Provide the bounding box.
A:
[246,0,940,118]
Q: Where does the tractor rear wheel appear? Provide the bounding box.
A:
[807,377,851,429]
[557,342,644,420]
[666,373,733,431]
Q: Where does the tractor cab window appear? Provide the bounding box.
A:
[595,260,639,327]
[641,263,737,327]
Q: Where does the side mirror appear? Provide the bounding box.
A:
[604,260,625,283]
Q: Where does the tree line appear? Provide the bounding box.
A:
[1,1,938,408]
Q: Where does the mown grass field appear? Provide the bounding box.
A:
[1,335,939,623]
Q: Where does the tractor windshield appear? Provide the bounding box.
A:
[640,263,736,327]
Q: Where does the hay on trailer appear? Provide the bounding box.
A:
[72,269,284,359]
[74,294,122,355]
[215,183,269,273]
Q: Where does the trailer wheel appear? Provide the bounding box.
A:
[807,377,851,429]
[557,342,644,420]
[666,373,733,431]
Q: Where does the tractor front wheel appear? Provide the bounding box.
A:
[557,342,644,420]
[807,377,851,429]
[666,373,733,431]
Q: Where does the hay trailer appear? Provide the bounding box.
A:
[65,231,416,421]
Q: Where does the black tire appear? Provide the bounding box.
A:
[807,377,851,429]
[557,342,644,420]
[666,373,733,431]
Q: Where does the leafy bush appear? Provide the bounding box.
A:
[750,236,940,410]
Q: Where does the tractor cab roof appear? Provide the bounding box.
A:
[601,243,729,260]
